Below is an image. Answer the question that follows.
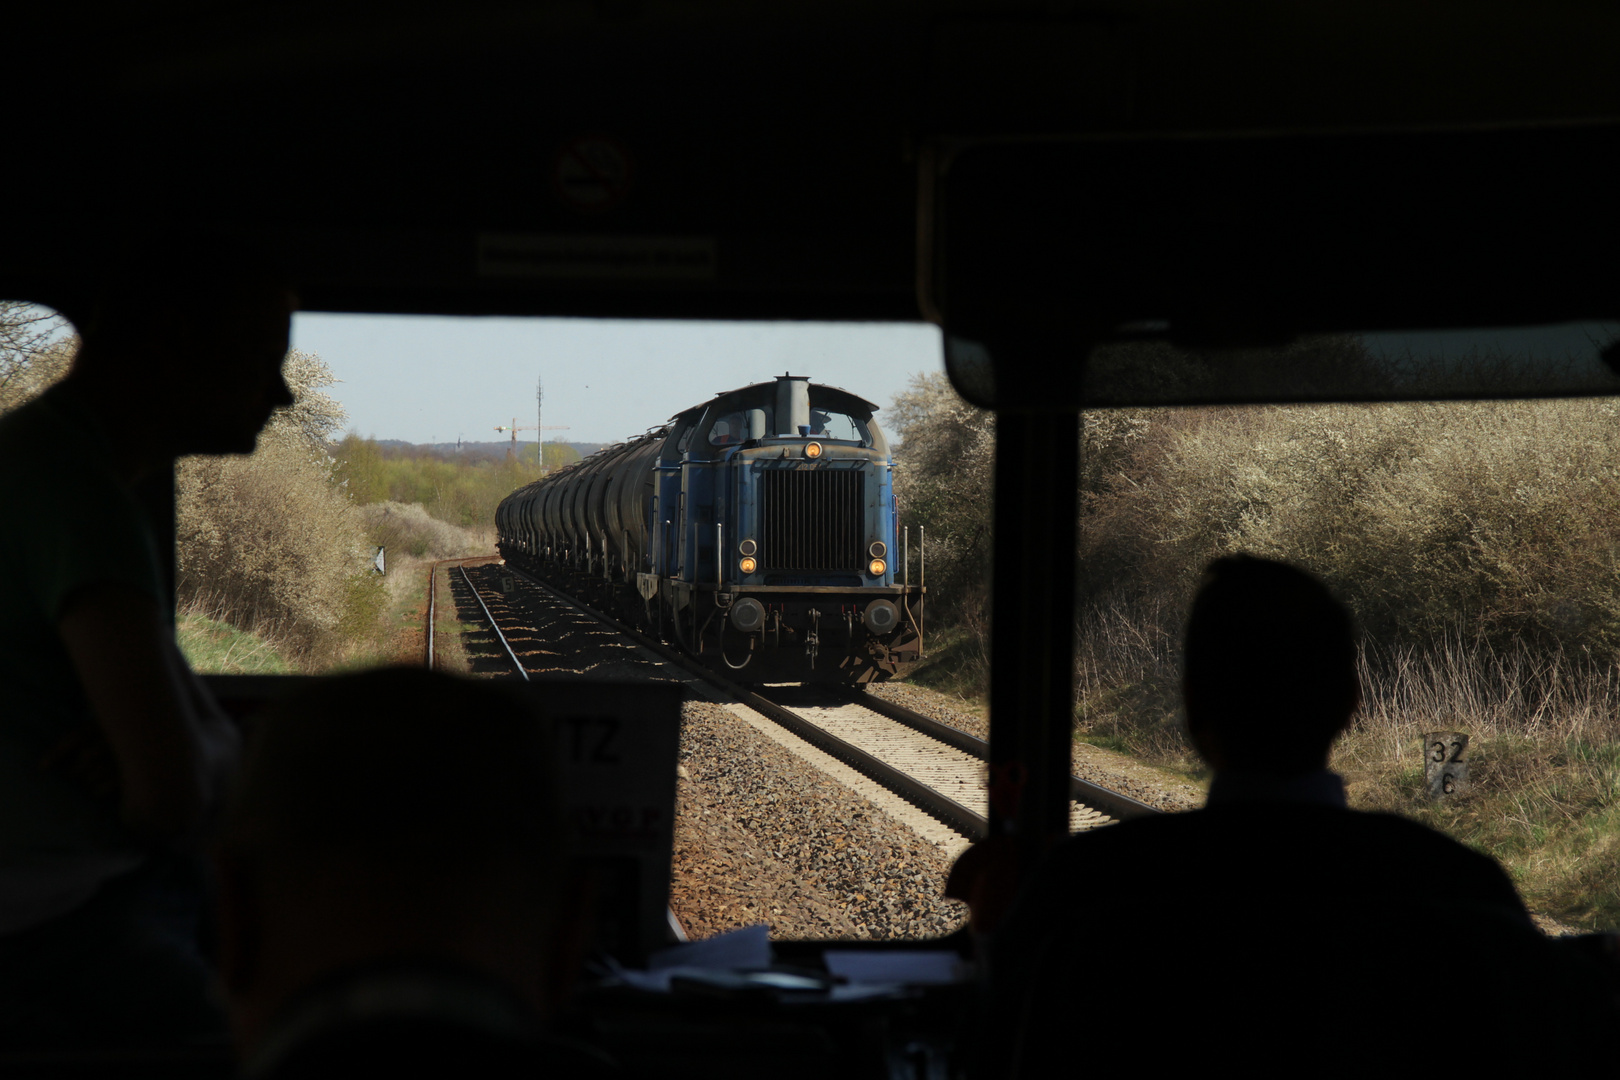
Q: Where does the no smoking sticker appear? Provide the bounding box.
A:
[554,136,634,211]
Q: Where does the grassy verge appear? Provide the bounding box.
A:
[1333,650,1620,930]
[1342,730,1620,930]
[319,554,485,672]
[901,623,991,715]
[181,549,497,679]
[177,612,293,674]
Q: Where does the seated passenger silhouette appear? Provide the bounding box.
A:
[214,668,604,1079]
[986,555,1614,1073]
[0,237,293,1048]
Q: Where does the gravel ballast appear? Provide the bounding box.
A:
[670,700,968,941]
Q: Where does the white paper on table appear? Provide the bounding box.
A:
[646,922,772,971]
[821,950,965,986]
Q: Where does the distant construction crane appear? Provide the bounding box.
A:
[496,376,570,475]
[494,419,570,470]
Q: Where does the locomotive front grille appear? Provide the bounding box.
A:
[760,469,864,572]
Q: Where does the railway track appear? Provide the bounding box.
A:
[431,558,1159,846]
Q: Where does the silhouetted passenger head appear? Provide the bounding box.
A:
[1183,555,1358,774]
[214,668,570,1050]
[57,229,295,456]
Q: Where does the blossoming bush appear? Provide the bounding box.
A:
[176,350,378,660]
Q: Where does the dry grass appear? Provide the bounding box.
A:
[1341,642,1620,929]
[1074,626,1620,929]
[175,605,293,675]
[1073,596,1191,764]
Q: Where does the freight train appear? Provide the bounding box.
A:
[495,374,923,683]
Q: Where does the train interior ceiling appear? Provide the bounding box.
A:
[5,1,1620,1075]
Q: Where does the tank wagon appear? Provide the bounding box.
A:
[496,375,923,683]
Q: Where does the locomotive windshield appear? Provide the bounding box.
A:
[807,408,866,441]
[707,405,874,446]
[698,385,884,452]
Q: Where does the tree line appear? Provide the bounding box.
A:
[892,355,1620,667]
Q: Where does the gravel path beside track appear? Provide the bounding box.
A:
[866,682,1203,812]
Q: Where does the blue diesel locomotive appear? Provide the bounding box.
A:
[495,374,923,683]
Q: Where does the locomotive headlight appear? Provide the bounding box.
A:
[739,556,758,574]
[804,442,823,459]
[868,558,887,576]
[739,538,758,557]
[869,541,887,558]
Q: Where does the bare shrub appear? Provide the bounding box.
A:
[361,500,487,560]
[1081,397,1620,657]
[0,302,73,414]
[1073,594,1189,761]
[889,372,995,622]
[176,350,371,660]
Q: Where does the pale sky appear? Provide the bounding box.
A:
[290,314,946,446]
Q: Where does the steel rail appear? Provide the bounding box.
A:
[459,564,530,682]
[850,692,1161,822]
[426,555,501,669]
[425,560,438,669]
[502,565,993,840]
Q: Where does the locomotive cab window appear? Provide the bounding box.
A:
[708,410,750,445]
[691,382,886,457]
[807,407,867,443]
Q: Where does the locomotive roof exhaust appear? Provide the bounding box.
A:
[775,374,810,436]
